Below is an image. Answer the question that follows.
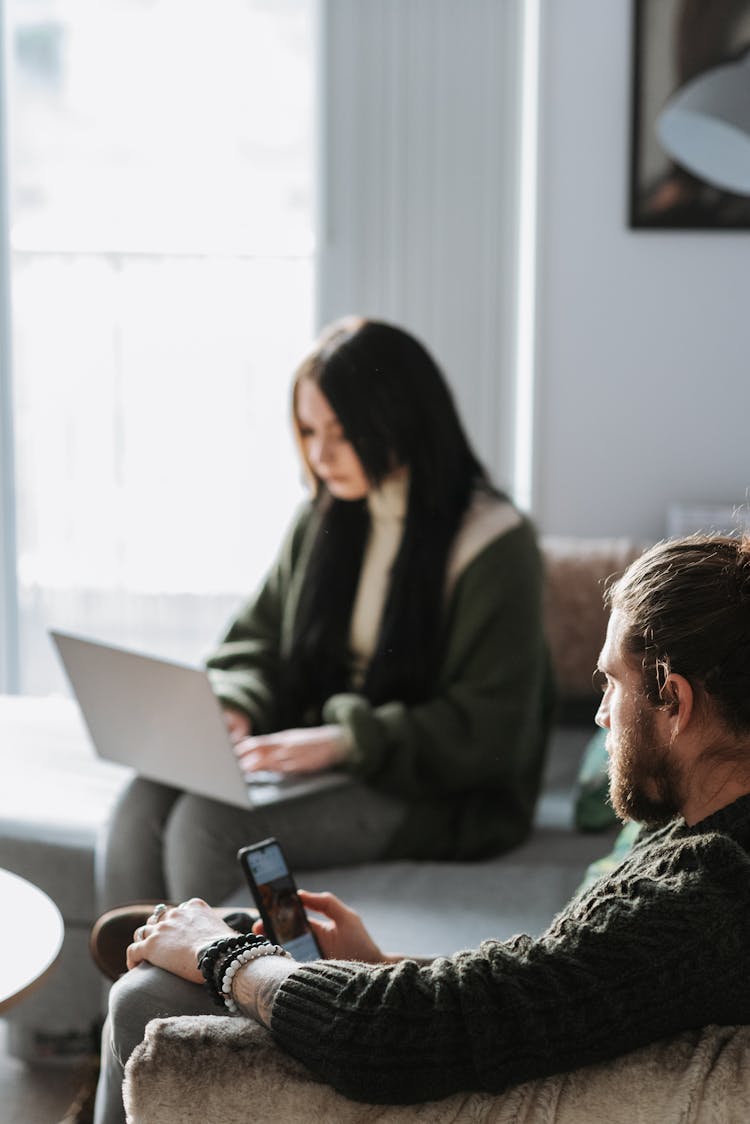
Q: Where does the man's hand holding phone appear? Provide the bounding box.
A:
[238,839,398,965]
[252,890,390,964]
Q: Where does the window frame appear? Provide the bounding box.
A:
[1,0,21,693]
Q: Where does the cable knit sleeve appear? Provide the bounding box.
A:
[269,829,750,1103]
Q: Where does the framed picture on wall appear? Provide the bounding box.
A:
[629,0,750,229]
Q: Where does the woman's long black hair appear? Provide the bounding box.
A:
[282,317,498,722]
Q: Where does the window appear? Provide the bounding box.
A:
[5,0,315,692]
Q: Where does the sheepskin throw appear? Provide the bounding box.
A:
[123,1016,750,1124]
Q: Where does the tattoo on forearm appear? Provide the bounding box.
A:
[255,972,284,1027]
[234,959,294,1027]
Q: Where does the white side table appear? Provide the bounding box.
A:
[0,867,64,1013]
[0,695,129,1060]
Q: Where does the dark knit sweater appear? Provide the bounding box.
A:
[269,794,750,1103]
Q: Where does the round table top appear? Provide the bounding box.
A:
[0,868,64,1013]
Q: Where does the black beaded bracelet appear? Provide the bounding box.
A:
[199,934,272,1008]
[210,936,275,1006]
[197,932,249,971]
[197,933,255,1004]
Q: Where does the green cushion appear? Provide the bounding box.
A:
[573,727,619,832]
[576,819,642,894]
[572,728,644,892]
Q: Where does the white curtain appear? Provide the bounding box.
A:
[317,0,524,488]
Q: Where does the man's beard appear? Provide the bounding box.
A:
[609,703,685,826]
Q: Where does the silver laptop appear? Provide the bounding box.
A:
[50,630,350,809]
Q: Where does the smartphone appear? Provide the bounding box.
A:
[237,838,322,962]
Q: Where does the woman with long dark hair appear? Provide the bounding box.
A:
[97,317,555,910]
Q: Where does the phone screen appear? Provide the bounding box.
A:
[239,840,321,962]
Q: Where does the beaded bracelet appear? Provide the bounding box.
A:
[198,934,268,1008]
[210,937,271,1007]
[197,932,252,975]
[219,941,291,1014]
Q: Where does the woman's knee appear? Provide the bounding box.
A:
[163,793,259,900]
[105,776,181,839]
[165,792,253,845]
[96,778,182,909]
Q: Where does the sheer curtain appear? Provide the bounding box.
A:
[317,0,524,491]
[5,0,315,693]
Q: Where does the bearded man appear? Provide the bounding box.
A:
[92,535,750,1123]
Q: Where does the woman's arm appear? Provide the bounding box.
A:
[206,506,316,734]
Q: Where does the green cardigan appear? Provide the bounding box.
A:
[206,503,554,860]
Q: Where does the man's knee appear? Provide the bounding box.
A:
[107,965,178,1065]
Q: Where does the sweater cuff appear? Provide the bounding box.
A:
[333,722,355,759]
[321,694,391,777]
[270,961,363,1053]
[206,671,269,734]
[205,669,255,714]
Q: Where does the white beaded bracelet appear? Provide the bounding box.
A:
[220,943,291,1014]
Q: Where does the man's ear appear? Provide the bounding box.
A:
[661,673,694,733]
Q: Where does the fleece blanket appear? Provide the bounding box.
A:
[124,1016,750,1124]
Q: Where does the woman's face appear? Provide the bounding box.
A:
[295,379,370,500]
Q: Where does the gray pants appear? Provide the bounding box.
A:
[96,775,407,911]
[94,964,220,1124]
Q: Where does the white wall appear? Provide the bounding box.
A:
[532,0,750,541]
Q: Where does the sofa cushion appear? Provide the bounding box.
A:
[0,695,129,919]
[572,727,619,832]
[541,537,642,703]
[577,820,643,895]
